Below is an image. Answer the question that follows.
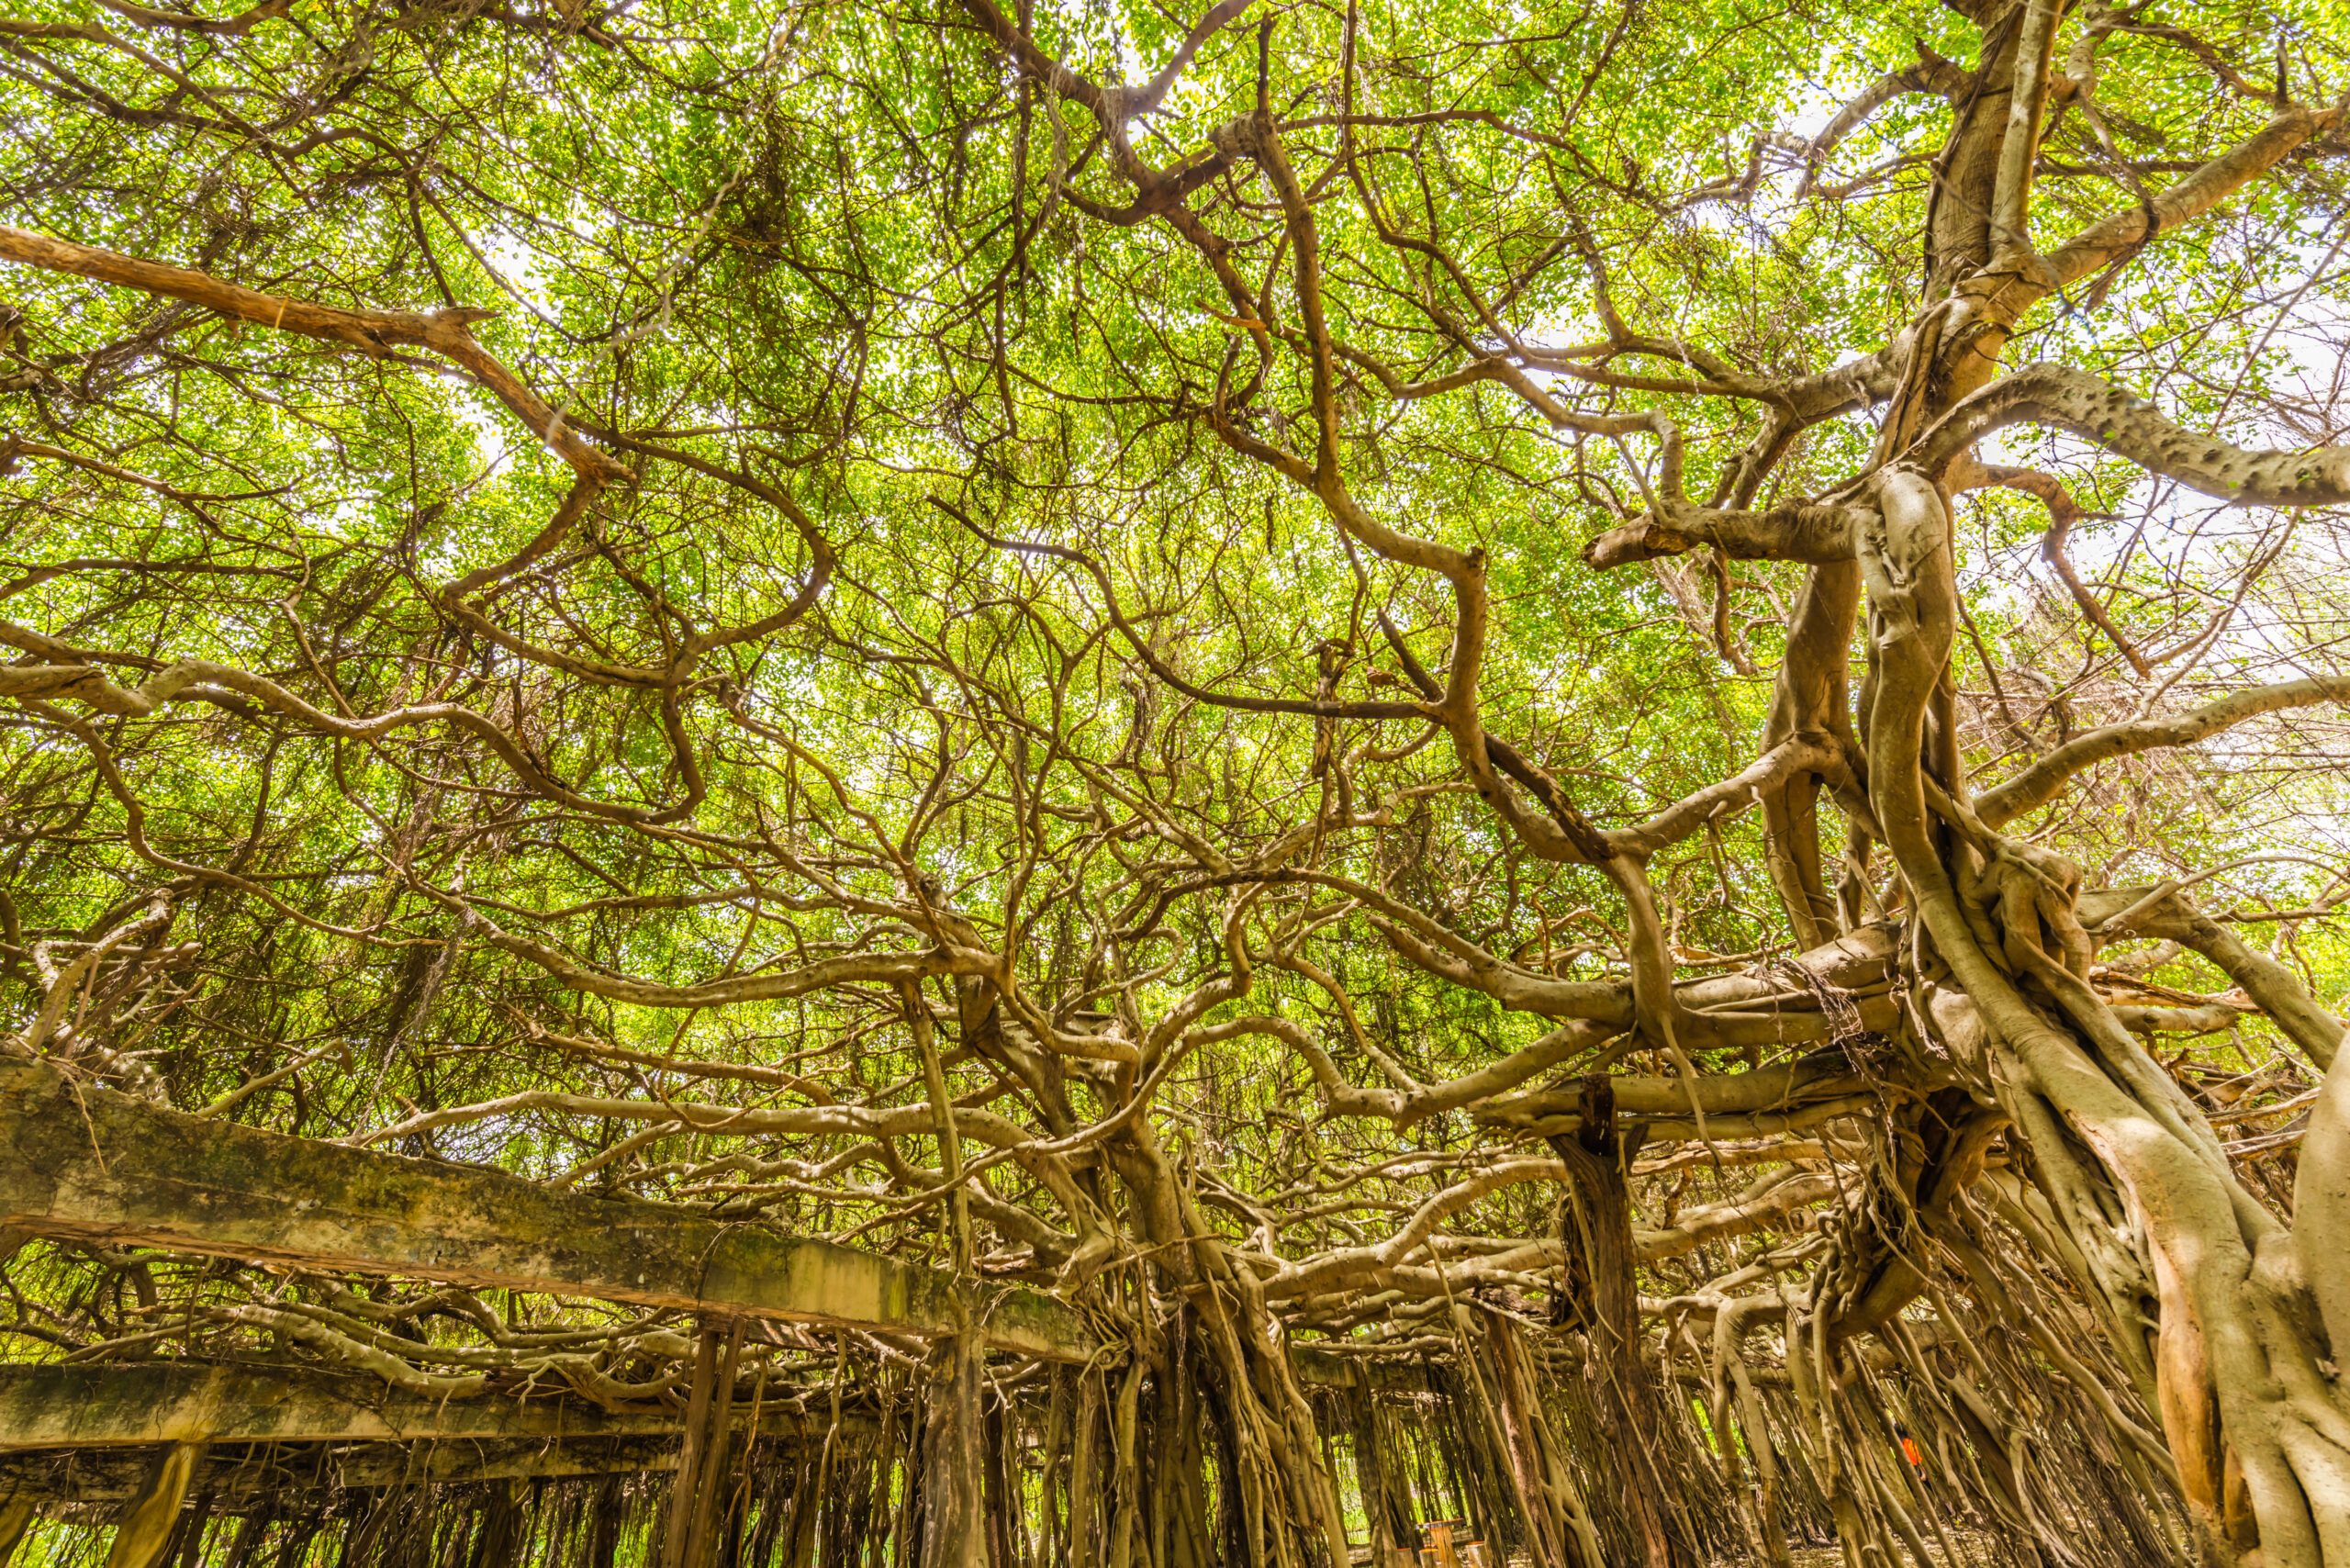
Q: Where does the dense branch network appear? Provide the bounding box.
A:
[1,0,2348,1562]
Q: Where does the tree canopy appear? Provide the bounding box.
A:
[3,0,2350,1562]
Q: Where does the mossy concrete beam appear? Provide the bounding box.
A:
[0,1364,875,1509]
[0,1059,1093,1364]
[0,1362,694,1449]
[3,1436,694,1509]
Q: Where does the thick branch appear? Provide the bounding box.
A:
[1915,363,2350,507]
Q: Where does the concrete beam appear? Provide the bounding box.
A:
[0,1364,874,1510]
[0,1059,1092,1363]
[0,1363,700,1450]
[3,1437,693,1508]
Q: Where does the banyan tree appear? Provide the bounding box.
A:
[0,0,2347,1561]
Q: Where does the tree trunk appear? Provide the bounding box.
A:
[1855,453,2350,1564]
[1347,1382,1413,1562]
[1548,1077,1687,1568]
[918,1332,988,1568]
[106,1442,205,1568]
